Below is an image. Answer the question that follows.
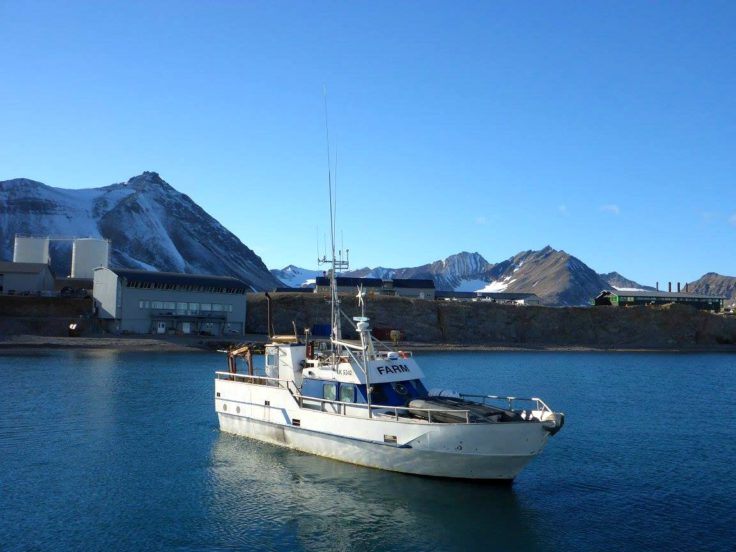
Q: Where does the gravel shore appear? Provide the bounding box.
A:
[1,334,734,354]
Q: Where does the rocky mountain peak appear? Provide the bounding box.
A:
[124,171,172,192]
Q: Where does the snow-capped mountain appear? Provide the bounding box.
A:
[271,265,323,288]
[0,172,281,290]
[348,251,501,291]
[277,248,657,306]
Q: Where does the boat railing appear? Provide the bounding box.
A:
[215,371,287,386]
[459,393,554,416]
[294,394,470,423]
[216,371,473,423]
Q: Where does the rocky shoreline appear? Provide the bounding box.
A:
[1,334,735,354]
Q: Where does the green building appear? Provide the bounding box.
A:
[595,290,724,311]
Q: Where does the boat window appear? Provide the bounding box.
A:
[265,352,278,368]
[370,384,388,405]
[391,382,408,396]
[339,384,355,403]
[410,379,429,398]
[323,383,337,401]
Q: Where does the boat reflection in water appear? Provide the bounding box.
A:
[206,433,542,551]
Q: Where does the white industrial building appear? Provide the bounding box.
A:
[71,238,110,278]
[93,267,251,335]
[13,236,51,264]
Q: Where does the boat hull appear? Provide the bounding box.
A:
[216,390,552,480]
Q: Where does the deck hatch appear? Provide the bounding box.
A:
[384,435,397,444]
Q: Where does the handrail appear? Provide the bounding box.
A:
[216,374,555,423]
[215,371,470,423]
[297,394,470,423]
[459,393,554,415]
[215,372,287,385]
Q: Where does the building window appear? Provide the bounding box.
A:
[201,303,211,312]
[189,302,199,314]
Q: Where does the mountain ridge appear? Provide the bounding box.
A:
[273,250,733,306]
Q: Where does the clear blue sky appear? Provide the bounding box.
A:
[2,1,734,285]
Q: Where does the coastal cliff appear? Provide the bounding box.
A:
[246,293,736,349]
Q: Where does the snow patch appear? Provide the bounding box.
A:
[272,266,322,288]
[612,286,646,292]
[454,278,490,292]
[477,278,516,293]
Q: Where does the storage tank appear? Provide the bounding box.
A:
[13,236,50,264]
[71,238,110,279]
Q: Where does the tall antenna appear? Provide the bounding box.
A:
[318,88,349,346]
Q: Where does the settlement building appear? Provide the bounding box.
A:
[595,290,724,311]
[314,276,385,295]
[385,279,436,300]
[0,261,55,294]
[436,290,541,305]
[93,267,251,335]
[313,276,436,299]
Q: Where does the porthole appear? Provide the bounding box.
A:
[223,403,227,411]
[236,406,241,414]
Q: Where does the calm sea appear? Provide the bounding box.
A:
[0,350,734,552]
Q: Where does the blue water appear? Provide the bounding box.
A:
[0,350,734,551]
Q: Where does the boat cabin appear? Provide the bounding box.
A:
[262,338,428,408]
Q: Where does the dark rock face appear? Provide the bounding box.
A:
[246,293,736,347]
[599,271,655,291]
[0,172,281,291]
[687,273,736,306]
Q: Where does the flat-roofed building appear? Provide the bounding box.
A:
[313,276,436,299]
[0,261,55,295]
[595,290,725,311]
[390,278,436,300]
[476,292,541,305]
[314,276,384,294]
[436,290,540,305]
[93,267,252,335]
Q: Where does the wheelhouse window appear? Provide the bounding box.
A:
[323,383,337,401]
[339,384,356,403]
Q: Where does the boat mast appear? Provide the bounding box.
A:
[317,89,348,354]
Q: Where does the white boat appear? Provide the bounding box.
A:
[214,287,564,481]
